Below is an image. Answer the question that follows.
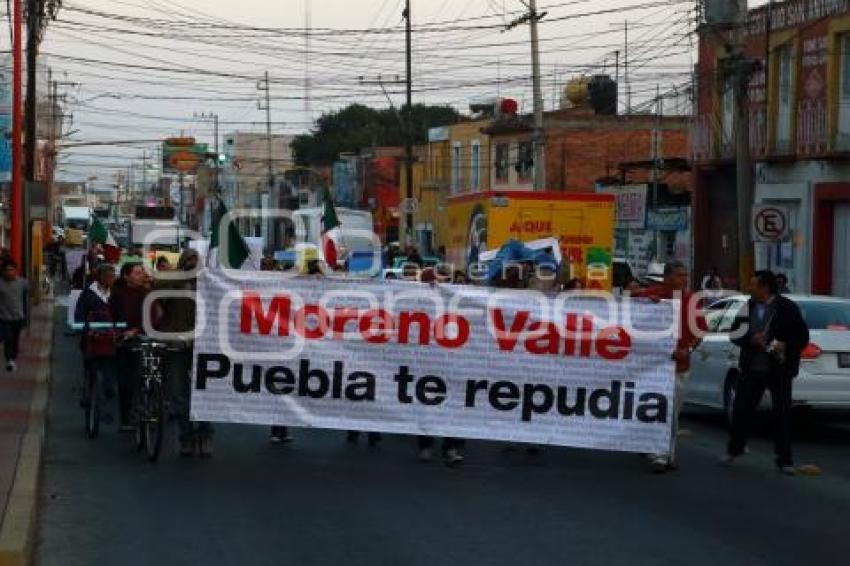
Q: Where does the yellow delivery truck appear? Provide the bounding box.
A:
[445,191,615,289]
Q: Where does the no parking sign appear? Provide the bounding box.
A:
[752,204,790,242]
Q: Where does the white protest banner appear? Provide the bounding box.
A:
[190,270,678,454]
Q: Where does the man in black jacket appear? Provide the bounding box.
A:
[723,270,809,474]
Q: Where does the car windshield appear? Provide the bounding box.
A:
[798,301,850,330]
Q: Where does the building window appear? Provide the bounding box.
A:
[451,142,463,194]
[516,141,534,183]
[775,44,794,153]
[837,34,850,148]
[494,143,510,184]
[416,223,434,254]
[471,140,481,191]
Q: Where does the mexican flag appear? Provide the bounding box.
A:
[321,189,341,268]
[89,216,121,263]
[210,199,251,269]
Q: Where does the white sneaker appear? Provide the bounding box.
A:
[649,456,668,474]
[777,465,797,476]
[444,448,464,467]
[6,361,16,372]
[418,448,433,462]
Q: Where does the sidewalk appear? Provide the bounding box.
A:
[0,300,53,566]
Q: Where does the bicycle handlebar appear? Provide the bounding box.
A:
[123,335,188,352]
[70,322,128,331]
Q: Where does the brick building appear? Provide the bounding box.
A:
[693,0,850,295]
[483,107,692,278]
[481,109,690,194]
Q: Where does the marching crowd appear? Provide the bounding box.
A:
[4,242,812,475]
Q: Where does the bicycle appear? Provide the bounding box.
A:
[74,321,126,439]
[126,336,182,462]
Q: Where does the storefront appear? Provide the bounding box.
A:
[756,161,850,298]
[598,183,691,281]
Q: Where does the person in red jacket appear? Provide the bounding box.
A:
[110,262,150,431]
[633,260,706,473]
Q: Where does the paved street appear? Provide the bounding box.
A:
[37,306,850,566]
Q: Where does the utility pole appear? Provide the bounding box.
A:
[48,69,54,226]
[46,75,76,230]
[304,0,312,116]
[506,2,547,190]
[24,0,37,184]
[625,20,631,114]
[529,0,545,190]
[258,72,274,239]
[141,151,148,200]
[614,50,620,91]
[651,85,663,210]
[10,0,23,265]
[195,111,220,237]
[403,0,414,244]
[729,2,759,288]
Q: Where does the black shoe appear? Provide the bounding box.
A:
[270,430,293,444]
[179,439,195,457]
[198,437,213,458]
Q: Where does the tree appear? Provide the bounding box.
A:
[292,103,465,166]
[24,0,63,181]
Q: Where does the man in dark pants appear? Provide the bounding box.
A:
[723,270,809,475]
[0,261,27,372]
[155,250,213,458]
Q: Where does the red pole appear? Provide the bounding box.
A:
[10,0,23,265]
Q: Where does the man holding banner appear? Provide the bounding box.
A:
[634,260,705,473]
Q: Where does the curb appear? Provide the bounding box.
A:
[0,303,53,566]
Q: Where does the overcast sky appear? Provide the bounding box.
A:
[30,0,718,183]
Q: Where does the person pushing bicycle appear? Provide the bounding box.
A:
[154,249,213,458]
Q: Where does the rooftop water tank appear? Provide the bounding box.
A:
[562,76,590,108]
[588,74,618,115]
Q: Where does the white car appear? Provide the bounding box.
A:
[685,294,850,423]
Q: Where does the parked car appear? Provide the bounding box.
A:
[685,294,850,424]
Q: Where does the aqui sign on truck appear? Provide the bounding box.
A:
[445,191,616,289]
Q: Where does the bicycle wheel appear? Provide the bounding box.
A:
[133,404,146,453]
[84,369,100,439]
[143,379,165,462]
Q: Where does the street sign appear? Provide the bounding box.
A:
[752,204,789,242]
[162,137,208,174]
[400,198,419,215]
[597,184,647,229]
